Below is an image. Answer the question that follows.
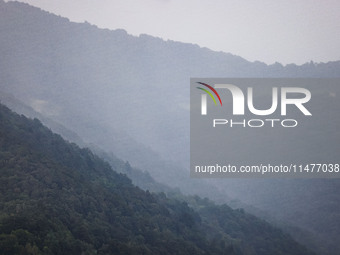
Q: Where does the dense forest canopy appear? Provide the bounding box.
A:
[0,104,314,254]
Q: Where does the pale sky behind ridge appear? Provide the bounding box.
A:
[6,0,340,65]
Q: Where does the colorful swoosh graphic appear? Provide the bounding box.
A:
[196,82,223,106]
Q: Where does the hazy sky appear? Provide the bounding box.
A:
[7,0,340,65]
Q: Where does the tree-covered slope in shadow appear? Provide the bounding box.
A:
[0,103,219,254]
[0,103,313,255]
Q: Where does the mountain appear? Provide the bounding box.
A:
[0,90,174,194]
[1,0,339,169]
[1,1,340,254]
[216,178,340,254]
[0,103,315,255]
[0,0,241,207]
[0,91,85,147]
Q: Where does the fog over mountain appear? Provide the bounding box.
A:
[1,1,340,254]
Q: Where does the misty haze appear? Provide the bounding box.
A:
[1,1,340,254]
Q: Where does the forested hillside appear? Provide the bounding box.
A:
[0,104,314,254]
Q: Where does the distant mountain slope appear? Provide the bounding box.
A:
[218,178,340,254]
[1,0,339,168]
[0,0,254,209]
[0,103,314,255]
